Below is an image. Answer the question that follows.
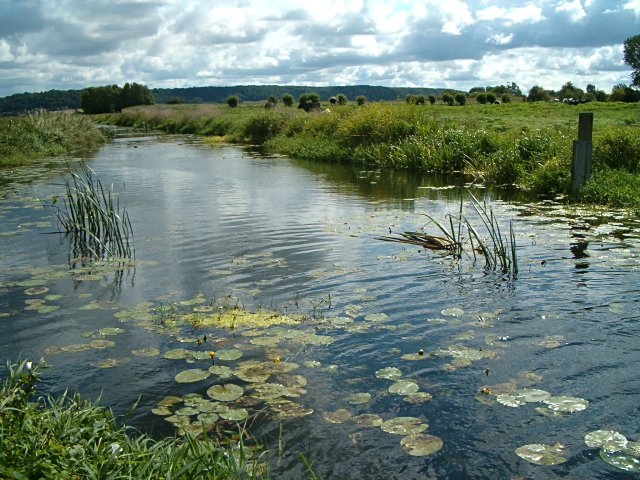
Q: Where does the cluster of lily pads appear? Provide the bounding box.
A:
[514,430,640,472]
[493,387,589,415]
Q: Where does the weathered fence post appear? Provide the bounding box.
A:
[570,112,593,196]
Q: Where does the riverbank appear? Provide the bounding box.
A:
[0,358,267,479]
[97,101,640,211]
[0,110,107,167]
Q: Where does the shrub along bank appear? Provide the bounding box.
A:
[0,110,107,167]
[101,101,640,210]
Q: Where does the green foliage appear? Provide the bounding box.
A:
[455,94,467,106]
[81,83,153,114]
[476,93,487,104]
[0,358,268,480]
[558,81,584,100]
[428,95,436,105]
[609,84,640,103]
[527,85,550,102]
[282,93,294,107]
[580,168,640,210]
[405,94,415,105]
[356,95,366,106]
[594,128,640,172]
[267,95,278,105]
[167,97,186,104]
[623,33,640,86]
[298,93,321,112]
[226,95,240,108]
[486,93,497,104]
[238,111,288,144]
[501,94,511,104]
[0,110,106,166]
[415,94,426,105]
[336,93,348,105]
[442,94,454,106]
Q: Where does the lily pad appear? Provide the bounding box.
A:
[515,443,568,465]
[404,392,433,404]
[61,343,92,353]
[151,406,173,416]
[94,357,130,368]
[175,369,210,384]
[388,380,419,395]
[544,396,589,413]
[514,388,551,403]
[215,348,243,361]
[441,307,464,317]
[346,392,371,404]
[364,313,388,322]
[90,339,115,349]
[323,409,352,424]
[270,400,314,419]
[375,367,402,380]
[600,442,640,473]
[99,327,125,336]
[496,394,526,407]
[175,407,199,416]
[197,413,220,424]
[352,413,383,427]
[158,395,183,406]
[207,384,244,402]
[585,430,628,450]
[163,348,190,360]
[132,347,160,357]
[401,434,443,456]
[400,353,428,361]
[208,365,234,378]
[219,408,249,421]
[381,417,428,435]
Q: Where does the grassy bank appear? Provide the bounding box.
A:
[100,101,640,210]
[0,110,107,167]
[0,358,267,479]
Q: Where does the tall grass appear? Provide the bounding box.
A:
[0,358,268,479]
[0,110,106,166]
[55,163,134,259]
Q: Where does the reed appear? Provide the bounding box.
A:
[55,163,134,259]
[0,358,268,479]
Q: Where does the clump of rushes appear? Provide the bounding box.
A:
[55,163,134,259]
[0,358,268,479]
[0,110,106,166]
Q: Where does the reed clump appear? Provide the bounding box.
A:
[0,358,268,480]
[0,110,106,166]
[55,163,134,259]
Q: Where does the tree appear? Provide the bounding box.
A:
[297,93,321,112]
[167,97,185,104]
[81,85,121,113]
[501,94,511,104]
[405,94,415,104]
[336,93,348,105]
[428,95,436,105]
[486,93,497,104]
[117,82,154,110]
[469,87,486,94]
[356,95,366,106]
[455,93,466,106]
[267,95,278,105]
[623,34,640,86]
[610,84,640,102]
[586,84,596,94]
[558,81,584,100]
[476,93,487,104]
[442,93,454,106]
[226,95,239,107]
[415,94,426,105]
[527,85,549,102]
[282,93,293,107]
[507,82,523,96]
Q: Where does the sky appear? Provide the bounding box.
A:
[0,0,639,98]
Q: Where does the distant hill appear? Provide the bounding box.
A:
[0,84,447,114]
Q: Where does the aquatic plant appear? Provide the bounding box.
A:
[0,358,268,479]
[54,163,134,259]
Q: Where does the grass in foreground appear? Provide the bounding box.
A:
[0,110,107,167]
[0,358,267,480]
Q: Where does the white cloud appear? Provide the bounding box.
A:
[0,40,14,62]
[623,0,640,16]
[556,0,587,22]
[487,33,514,45]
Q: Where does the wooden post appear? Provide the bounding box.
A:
[571,112,593,196]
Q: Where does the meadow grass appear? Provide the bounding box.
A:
[0,358,268,480]
[0,110,106,167]
[99,101,640,210]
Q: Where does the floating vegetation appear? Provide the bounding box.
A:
[53,163,134,259]
[515,443,567,465]
[441,307,464,317]
[513,388,551,403]
[401,434,443,457]
[99,327,124,336]
[496,394,526,408]
[352,413,383,427]
[207,384,244,402]
[95,357,131,368]
[323,409,352,424]
[215,348,243,361]
[585,431,640,473]
[375,367,402,380]
[131,347,160,357]
[175,368,211,384]
[388,380,419,395]
[585,430,628,450]
[346,392,371,404]
[219,408,249,421]
[543,396,589,413]
[380,417,428,435]
[404,392,433,404]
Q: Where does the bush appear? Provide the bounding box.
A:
[476,93,487,104]
[240,111,288,144]
[415,95,426,105]
[442,94,455,106]
[267,95,278,105]
[501,94,511,104]
[594,128,640,172]
[282,93,294,107]
[455,94,467,106]
[428,95,436,105]
[298,93,321,112]
[336,93,348,105]
[356,95,366,106]
[226,95,239,108]
[487,93,497,104]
